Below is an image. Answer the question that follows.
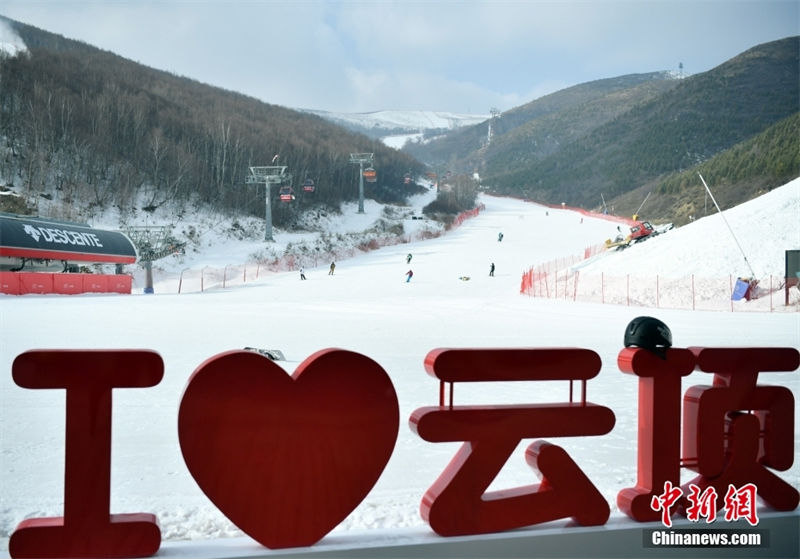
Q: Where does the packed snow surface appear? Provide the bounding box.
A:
[1,180,798,553]
[575,179,799,279]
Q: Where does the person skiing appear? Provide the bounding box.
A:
[329,261,336,275]
[489,262,495,277]
[300,267,306,280]
[406,253,412,264]
[497,232,504,242]
[405,270,413,282]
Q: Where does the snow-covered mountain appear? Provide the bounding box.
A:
[0,20,27,58]
[302,108,490,148]
[304,109,490,131]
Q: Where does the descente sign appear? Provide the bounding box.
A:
[8,345,799,558]
[0,215,137,264]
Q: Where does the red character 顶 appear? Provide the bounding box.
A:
[682,347,799,516]
[617,315,798,523]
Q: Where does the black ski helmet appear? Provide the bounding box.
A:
[624,316,672,359]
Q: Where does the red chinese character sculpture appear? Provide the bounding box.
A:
[9,350,163,559]
[410,348,615,536]
[616,346,696,522]
[177,348,399,549]
[682,347,799,514]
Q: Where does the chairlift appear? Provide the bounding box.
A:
[363,167,377,183]
[302,178,315,193]
[279,185,295,202]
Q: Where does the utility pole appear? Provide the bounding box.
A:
[349,153,374,214]
[246,165,289,241]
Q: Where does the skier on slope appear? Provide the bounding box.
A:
[489,263,495,277]
[405,270,413,283]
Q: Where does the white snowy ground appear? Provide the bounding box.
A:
[0,180,798,554]
[574,179,799,280]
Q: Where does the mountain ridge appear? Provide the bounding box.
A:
[405,37,799,224]
[0,15,796,233]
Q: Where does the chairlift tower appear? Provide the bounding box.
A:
[487,107,501,146]
[349,153,374,214]
[246,165,289,241]
[124,225,185,293]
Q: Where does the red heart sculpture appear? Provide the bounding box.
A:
[178,348,399,549]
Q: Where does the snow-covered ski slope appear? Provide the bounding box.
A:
[1,179,797,551]
[574,179,799,280]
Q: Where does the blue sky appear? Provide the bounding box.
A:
[1,0,797,114]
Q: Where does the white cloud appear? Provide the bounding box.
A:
[1,0,796,113]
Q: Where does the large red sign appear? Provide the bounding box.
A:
[411,348,615,535]
[10,350,163,558]
[7,344,799,558]
[178,349,399,549]
[617,346,798,522]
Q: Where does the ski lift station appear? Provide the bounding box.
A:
[0,213,137,295]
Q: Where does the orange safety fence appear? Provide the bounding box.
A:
[521,267,799,313]
[0,271,132,295]
[449,203,486,229]
[516,200,799,312]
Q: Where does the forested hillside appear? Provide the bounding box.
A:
[610,112,800,224]
[0,17,427,227]
[403,72,679,172]
[407,37,799,223]
[1,15,796,232]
